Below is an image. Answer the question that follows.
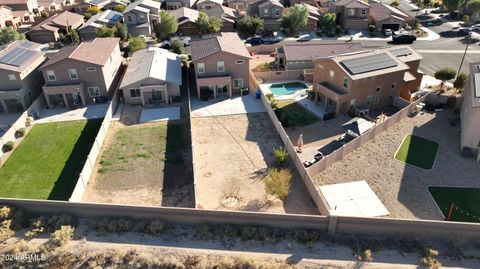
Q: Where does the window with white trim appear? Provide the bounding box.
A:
[88,86,101,97]
[68,69,78,80]
[361,9,367,16]
[348,9,355,16]
[217,61,225,72]
[46,70,56,81]
[8,74,16,80]
[87,67,97,72]
[197,63,205,73]
[233,78,243,89]
[235,60,244,64]
[274,8,280,16]
[329,70,334,79]
[264,8,268,15]
[130,88,141,98]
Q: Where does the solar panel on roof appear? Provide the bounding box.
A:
[341,53,398,75]
[111,14,122,21]
[390,47,412,57]
[0,47,34,67]
[474,73,480,98]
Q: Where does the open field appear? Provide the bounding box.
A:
[192,113,318,214]
[314,110,480,220]
[83,119,194,207]
[394,135,439,169]
[274,100,318,127]
[0,120,101,200]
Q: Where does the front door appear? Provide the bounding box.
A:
[151,90,164,103]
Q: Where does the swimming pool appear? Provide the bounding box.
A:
[269,82,308,95]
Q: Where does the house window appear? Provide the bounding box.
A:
[88,86,101,97]
[130,88,141,98]
[264,8,268,15]
[139,14,145,20]
[87,67,97,72]
[391,82,396,89]
[274,9,280,16]
[233,78,243,89]
[217,61,225,72]
[343,77,349,88]
[329,70,334,79]
[127,15,132,22]
[350,98,356,106]
[366,95,372,105]
[374,93,381,104]
[318,64,323,69]
[361,9,367,16]
[68,69,78,80]
[376,86,381,92]
[235,60,244,64]
[8,74,16,80]
[197,63,205,73]
[46,70,56,81]
[348,9,355,16]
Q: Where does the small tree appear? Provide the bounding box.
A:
[443,0,460,11]
[96,26,117,37]
[129,37,146,52]
[154,11,178,40]
[434,68,456,89]
[264,168,293,200]
[453,73,468,89]
[321,12,336,33]
[114,4,126,12]
[237,16,264,37]
[0,27,25,45]
[391,0,400,7]
[115,23,128,40]
[86,6,100,14]
[273,146,288,166]
[281,4,308,35]
[462,15,470,22]
[69,29,80,44]
[41,10,49,18]
[170,39,184,54]
[84,12,92,20]
[196,12,222,34]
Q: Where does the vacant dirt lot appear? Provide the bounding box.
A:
[192,113,318,215]
[83,110,194,207]
[314,110,480,220]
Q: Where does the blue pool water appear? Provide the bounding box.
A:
[269,82,308,95]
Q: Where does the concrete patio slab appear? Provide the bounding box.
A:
[191,94,265,117]
[319,181,390,217]
[35,104,109,124]
[139,106,180,123]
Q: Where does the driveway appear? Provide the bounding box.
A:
[190,94,266,117]
[35,104,109,124]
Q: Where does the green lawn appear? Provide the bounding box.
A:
[429,187,480,223]
[394,135,439,169]
[274,100,318,127]
[0,120,102,200]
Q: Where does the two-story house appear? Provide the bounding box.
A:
[313,47,422,115]
[0,5,21,29]
[331,0,370,30]
[27,11,84,43]
[165,0,196,10]
[0,40,45,113]
[460,62,480,160]
[205,5,240,32]
[191,33,251,100]
[247,0,284,30]
[195,0,222,11]
[170,7,200,35]
[78,10,123,40]
[39,37,123,108]
[2,0,41,23]
[120,47,182,106]
[123,0,160,36]
[226,0,248,13]
[368,0,408,31]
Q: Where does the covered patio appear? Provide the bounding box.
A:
[196,75,232,100]
[43,83,86,109]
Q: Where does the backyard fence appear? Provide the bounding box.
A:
[187,68,198,208]
[68,91,120,202]
[253,70,305,83]
[0,93,46,166]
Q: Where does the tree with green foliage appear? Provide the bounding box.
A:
[96,25,117,37]
[281,4,308,35]
[115,23,128,40]
[453,73,468,89]
[196,12,222,35]
[443,0,460,11]
[41,10,49,18]
[154,11,178,40]
[434,67,456,88]
[391,0,400,7]
[87,6,100,14]
[423,0,433,7]
[69,29,80,44]
[0,27,25,45]
[170,39,184,54]
[237,16,264,37]
[84,12,92,20]
[129,37,146,53]
[114,4,126,12]
[321,12,336,32]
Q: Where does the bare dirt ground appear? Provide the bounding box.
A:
[192,113,318,215]
[314,109,480,220]
[285,116,351,162]
[250,54,275,70]
[83,106,194,208]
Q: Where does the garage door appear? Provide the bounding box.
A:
[382,24,400,31]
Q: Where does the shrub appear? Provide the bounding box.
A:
[25,116,33,126]
[273,146,288,166]
[25,217,45,238]
[0,206,10,220]
[84,12,92,20]
[145,219,165,235]
[0,206,26,230]
[326,32,335,37]
[40,11,49,18]
[391,0,400,6]
[0,220,14,243]
[368,25,376,32]
[196,223,212,239]
[49,225,74,247]
[241,226,257,240]
[462,15,470,22]
[170,39,184,54]
[258,62,271,72]
[46,213,75,232]
[420,248,442,268]
[89,217,134,234]
[256,227,272,241]
[15,128,25,138]
[293,229,320,244]
[453,73,468,89]
[3,141,14,152]
[265,93,274,103]
[86,6,100,14]
[335,25,342,34]
[264,168,292,200]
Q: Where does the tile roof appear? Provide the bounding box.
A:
[40,37,120,69]
[258,0,283,8]
[120,47,182,89]
[334,0,370,8]
[1,0,30,4]
[387,45,422,62]
[205,5,240,23]
[196,0,223,5]
[169,7,199,23]
[282,42,367,61]
[0,40,44,73]
[31,11,84,32]
[123,0,160,13]
[190,32,250,62]
[369,0,407,22]
[78,10,122,30]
